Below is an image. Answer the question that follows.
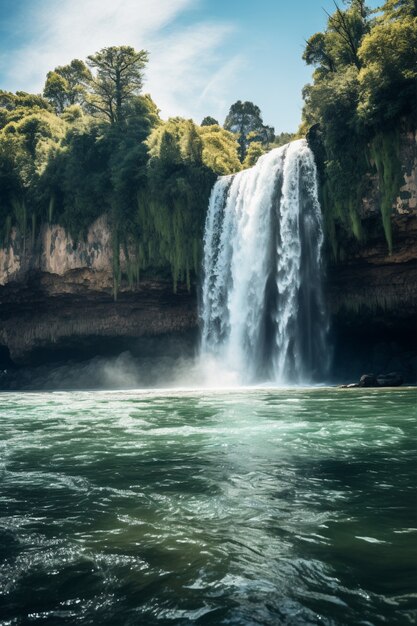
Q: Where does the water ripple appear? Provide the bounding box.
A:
[0,387,416,625]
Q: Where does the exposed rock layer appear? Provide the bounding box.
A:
[0,216,198,364]
[0,272,197,364]
[326,130,417,381]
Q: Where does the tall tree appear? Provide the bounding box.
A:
[224,100,274,160]
[325,1,370,69]
[381,0,417,18]
[303,32,336,73]
[43,60,91,113]
[201,116,219,126]
[304,1,370,75]
[86,46,148,124]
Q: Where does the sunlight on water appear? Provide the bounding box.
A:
[0,388,416,625]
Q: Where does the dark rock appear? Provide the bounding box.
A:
[0,272,198,365]
[339,371,405,388]
[359,373,378,387]
[376,372,404,387]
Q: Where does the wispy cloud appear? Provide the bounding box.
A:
[147,22,244,123]
[1,0,242,123]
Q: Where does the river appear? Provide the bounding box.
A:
[0,387,416,625]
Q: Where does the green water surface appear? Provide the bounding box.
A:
[0,387,416,625]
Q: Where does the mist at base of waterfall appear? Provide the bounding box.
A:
[1,351,316,392]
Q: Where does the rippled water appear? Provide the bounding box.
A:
[1,388,416,625]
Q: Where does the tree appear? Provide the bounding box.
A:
[0,92,51,131]
[0,91,50,112]
[243,142,265,168]
[324,1,370,69]
[357,12,417,124]
[198,125,241,175]
[224,100,274,160]
[0,107,66,242]
[247,126,275,146]
[304,1,370,76]
[43,60,91,113]
[301,0,416,256]
[380,0,417,19]
[86,46,149,124]
[201,116,219,126]
[303,32,336,73]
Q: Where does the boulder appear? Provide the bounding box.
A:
[359,373,378,387]
[376,372,404,387]
[338,372,404,388]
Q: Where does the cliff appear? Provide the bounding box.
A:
[326,129,417,380]
[0,217,197,365]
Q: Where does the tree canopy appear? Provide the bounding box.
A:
[43,60,91,113]
[86,46,149,124]
[302,0,417,255]
[201,116,219,127]
[0,47,242,295]
[224,100,275,160]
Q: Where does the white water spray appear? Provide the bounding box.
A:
[201,139,328,384]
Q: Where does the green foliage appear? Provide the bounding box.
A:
[42,47,150,125]
[243,142,265,168]
[0,91,52,131]
[272,132,295,148]
[43,59,91,113]
[0,106,66,244]
[0,46,268,297]
[369,130,403,252]
[302,0,416,255]
[198,124,241,175]
[357,14,417,125]
[46,120,114,237]
[86,46,149,124]
[224,100,274,160]
[201,116,219,126]
[143,118,216,291]
[0,43,243,296]
[0,91,51,113]
[381,0,417,20]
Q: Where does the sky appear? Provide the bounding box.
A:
[0,0,381,133]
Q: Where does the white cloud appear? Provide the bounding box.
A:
[2,0,242,122]
[147,22,243,123]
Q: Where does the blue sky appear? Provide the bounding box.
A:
[0,0,381,133]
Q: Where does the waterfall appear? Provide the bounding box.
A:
[201,139,328,384]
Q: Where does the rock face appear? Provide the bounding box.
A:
[0,216,114,286]
[376,372,404,387]
[0,218,197,365]
[327,130,417,382]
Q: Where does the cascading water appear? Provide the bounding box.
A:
[201,139,329,384]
